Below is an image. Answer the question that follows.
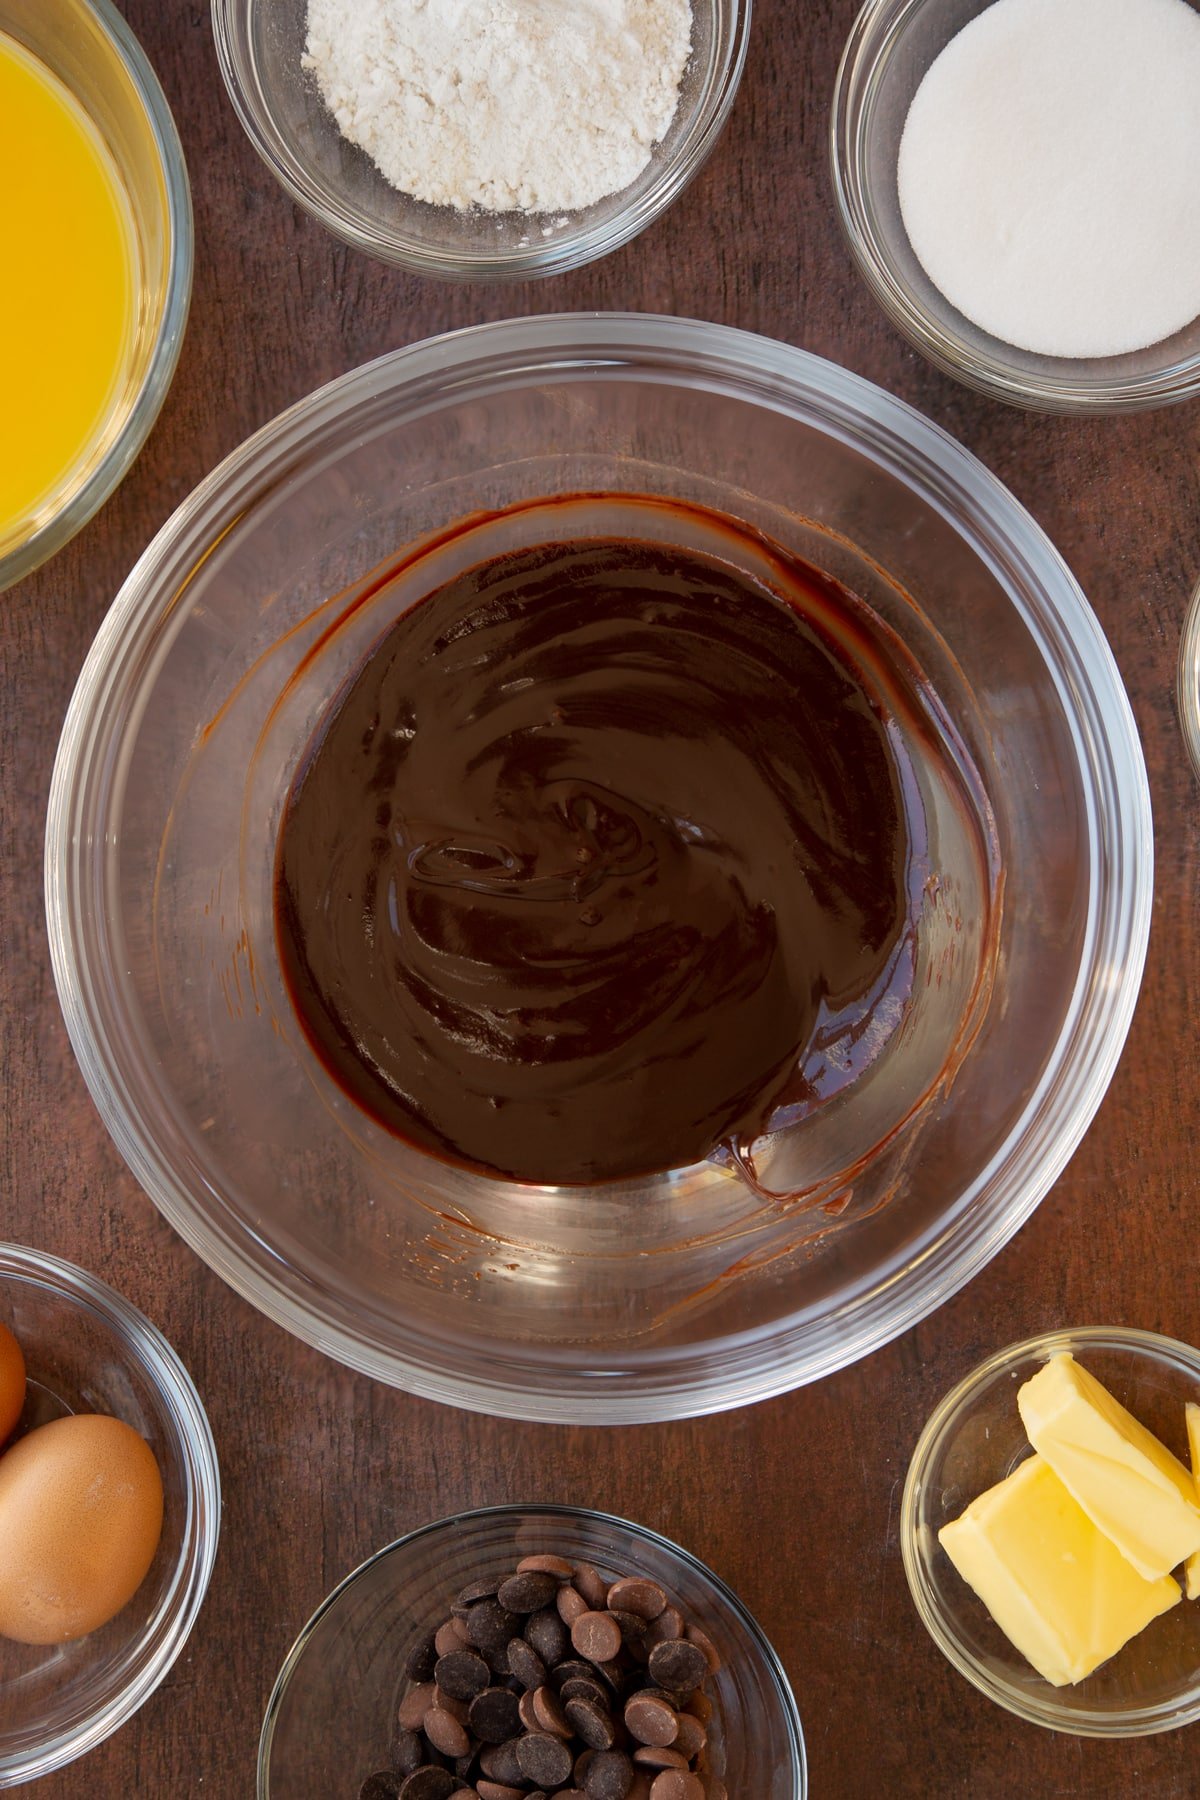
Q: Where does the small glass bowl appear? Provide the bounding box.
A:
[211,0,750,279]
[0,0,192,591]
[831,0,1200,413]
[1178,579,1200,783]
[902,1327,1200,1736]
[0,1243,220,1786]
[258,1504,806,1795]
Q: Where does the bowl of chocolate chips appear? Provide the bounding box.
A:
[257,1506,806,1798]
[47,314,1151,1422]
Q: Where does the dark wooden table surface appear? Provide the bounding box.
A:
[5,1,1200,1793]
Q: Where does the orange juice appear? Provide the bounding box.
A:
[0,30,136,551]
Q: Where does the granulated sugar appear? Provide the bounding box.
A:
[897,0,1200,358]
[303,0,693,215]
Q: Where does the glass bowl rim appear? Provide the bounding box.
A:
[1177,578,1200,783]
[210,0,753,280]
[830,0,1200,415]
[44,311,1153,1423]
[900,1324,1200,1737]
[256,1500,808,1797]
[0,0,194,593]
[0,1240,222,1783]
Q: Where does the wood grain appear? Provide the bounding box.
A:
[3,1,1199,1793]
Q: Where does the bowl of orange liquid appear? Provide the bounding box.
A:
[0,0,191,593]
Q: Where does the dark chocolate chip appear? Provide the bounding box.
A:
[397,1683,436,1730]
[590,1659,626,1694]
[398,1771,459,1800]
[433,1688,470,1726]
[517,1731,575,1786]
[645,1607,684,1649]
[646,1640,708,1695]
[497,1569,560,1613]
[632,1746,688,1769]
[391,1728,427,1777]
[624,1692,678,1749]
[572,1612,623,1664]
[608,1608,651,1662]
[454,1577,499,1609]
[478,1738,525,1783]
[483,1640,515,1678]
[360,1775,401,1800]
[517,1554,575,1579]
[506,1636,547,1690]
[585,1749,635,1800]
[672,1714,706,1758]
[645,1774,703,1800]
[404,1633,439,1683]
[435,1650,490,1701]
[531,1682,570,1737]
[564,1695,616,1751]
[572,1563,609,1610]
[684,1626,721,1674]
[557,1584,588,1627]
[551,1658,597,1692]
[605,1579,667,1622]
[525,1607,569,1667]
[466,1600,520,1659]
[468,1686,521,1744]
[560,1675,609,1709]
[424,1707,471,1758]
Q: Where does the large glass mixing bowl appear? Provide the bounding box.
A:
[45,316,1151,1423]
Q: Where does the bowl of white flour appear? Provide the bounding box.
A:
[212,0,751,278]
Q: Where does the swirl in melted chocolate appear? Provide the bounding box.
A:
[275,531,931,1185]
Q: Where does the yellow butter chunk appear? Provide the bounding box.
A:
[1186,1402,1200,1602]
[1017,1353,1200,1582]
[939,1454,1180,1686]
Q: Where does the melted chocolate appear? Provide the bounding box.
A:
[275,533,924,1184]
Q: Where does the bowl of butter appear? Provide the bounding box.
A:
[902,1327,1200,1735]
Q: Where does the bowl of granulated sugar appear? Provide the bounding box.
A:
[212,0,751,279]
[833,0,1200,412]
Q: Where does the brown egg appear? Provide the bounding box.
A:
[0,1413,164,1644]
[0,1320,24,1444]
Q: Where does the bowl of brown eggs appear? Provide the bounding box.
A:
[0,1243,220,1785]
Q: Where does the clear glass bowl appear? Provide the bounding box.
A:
[45,313,1152,1423]
[258,1505,806,1797]
[0,1243,220,1786]
[1179,579,1200,782]
[902,1327,1200,1735]
[0,0,192,591]
[211,0,750,279]
[831,0,1200,413]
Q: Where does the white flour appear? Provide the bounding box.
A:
[303,0,693,214]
